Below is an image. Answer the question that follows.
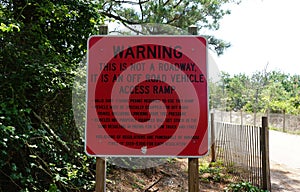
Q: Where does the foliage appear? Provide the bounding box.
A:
[199,160,229,182]
[222,73,251,111]
[224,182,268,192]
[1,0,103,190]
[220,71,300,115]
[103,0,241,55]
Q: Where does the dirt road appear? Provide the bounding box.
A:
[269,130,300,191]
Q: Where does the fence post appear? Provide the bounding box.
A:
[187,25,199,192]
[211,113,216,162]
[95,25,108,192]
[240,110,243,126]
[283,111,286,132]
[254,112,257,126]
[261,117,271,191]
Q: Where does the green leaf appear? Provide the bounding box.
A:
[11,163,17,171]
[48,184,58,192]
[29,155,37,159]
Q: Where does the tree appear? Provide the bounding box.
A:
[261,81,290,113]
[220,70,300,115]
[221,72,250,111]
[288,75,300,114]
[1,0,104,191]
[101,0,241,55]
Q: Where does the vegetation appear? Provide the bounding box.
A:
[1,0,241,191]
[224,182,268,192]
[101,0,241,55]
[212,71,300,115]
[1,0,104,191]
[199,160,230,183]
[199,160,268,192]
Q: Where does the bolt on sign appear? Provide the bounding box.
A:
[86,36,208,157]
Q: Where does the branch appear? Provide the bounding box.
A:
[0,169,23,190]
[163,0,171,6]
[100,11,140,25]
[41,92,61,113]
[139,0,144,21]
[173,0,184,8]
[143,177,163,192]
[122,22,147,35]
[112,0,150,5]
[32,111,70,152]
[166,12,184,24]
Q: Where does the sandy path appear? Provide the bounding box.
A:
[269,130,300,191]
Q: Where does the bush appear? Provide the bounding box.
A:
[224,182,268,192]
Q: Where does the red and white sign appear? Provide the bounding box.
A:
[86,36,208,157]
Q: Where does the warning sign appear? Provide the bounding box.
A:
[86,36,208,157]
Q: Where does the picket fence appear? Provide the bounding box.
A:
[211,113,271,190]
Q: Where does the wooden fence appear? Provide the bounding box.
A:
[213,110,300,134]
[212,115,271,191]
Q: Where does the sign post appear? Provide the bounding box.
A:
[95,25,108,192]
[188,25,199,192]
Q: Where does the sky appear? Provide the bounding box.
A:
[209,0,300,75]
